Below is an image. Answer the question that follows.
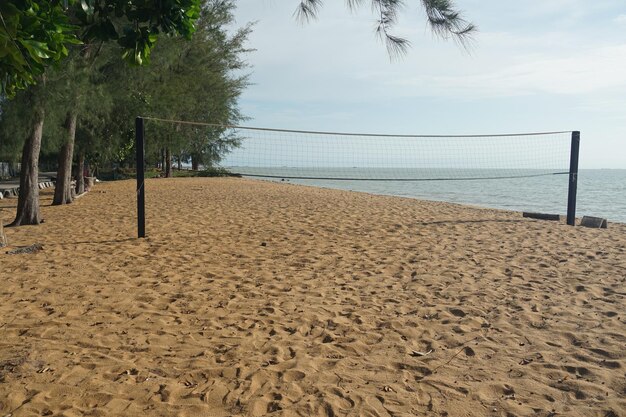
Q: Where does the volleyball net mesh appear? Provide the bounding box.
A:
[144,118,573,182]
[223,128,573,181]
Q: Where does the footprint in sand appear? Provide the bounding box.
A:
[283,369,306,383]
[449,308,466,318]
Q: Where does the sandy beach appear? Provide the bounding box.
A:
[0,178,624,417]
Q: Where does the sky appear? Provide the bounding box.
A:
[231,1,626,169]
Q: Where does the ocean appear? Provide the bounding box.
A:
[233,169,626,224]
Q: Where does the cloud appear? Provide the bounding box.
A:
[230,1,626,167]
[385,44,626,99]
[234,1,626,103]
[241,8,626,102]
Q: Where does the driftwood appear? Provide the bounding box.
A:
[580,216,608,229]
[5,243,43,255]
[522,212,561,221]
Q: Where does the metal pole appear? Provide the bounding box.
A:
[566,131,580,226]
[136,117,146,238]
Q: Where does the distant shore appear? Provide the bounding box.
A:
[1,178,624,416]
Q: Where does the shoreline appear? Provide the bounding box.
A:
[1,177,624,416]
[246,176,623,227]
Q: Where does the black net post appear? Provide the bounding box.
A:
[136,117,146,238]
[566,131,580,226]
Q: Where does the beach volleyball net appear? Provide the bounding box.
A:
[135,117,580,238]
[143,118,574,181]
[220,127,574,182]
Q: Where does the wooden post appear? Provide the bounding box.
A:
[566,131,580,226]
[136,117,146,238]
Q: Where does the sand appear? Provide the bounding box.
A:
[0,178,624,417]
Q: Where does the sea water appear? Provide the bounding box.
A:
[235,169,626,224]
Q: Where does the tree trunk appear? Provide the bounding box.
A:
[53,111,77,205]
[165,148,173,178]
[76,152,85,195]
[160,148,166,171]
[0,220,7,247]
[10,109,45,226]
[191,155,199,171]
[177,155,182,170]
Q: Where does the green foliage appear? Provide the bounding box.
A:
[0,1,77,97]
[0,0,202,97]
[0,44,115,165]
[0,83,48,161]
[75,0,201,65]
[96,166,238,181]
[131,1,251,169]
[196,166,239,177]
[296,0,475,57]
[1,1,251,178]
